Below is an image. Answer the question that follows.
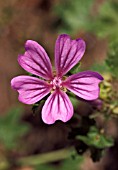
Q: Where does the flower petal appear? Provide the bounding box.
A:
[55,34,86,77]
[42,90,73,124]
[18,40,53,80]
[11,76,52,104]
[63,71,103,100]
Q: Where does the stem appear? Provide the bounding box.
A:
[18,148,73,166]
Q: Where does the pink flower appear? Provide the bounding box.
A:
[11,34,103,124]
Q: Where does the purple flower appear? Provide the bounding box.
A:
[11,34,103,124]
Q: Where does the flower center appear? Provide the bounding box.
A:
[51,77,62,90]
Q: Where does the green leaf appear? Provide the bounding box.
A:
[35,156,84,170]
[77,126,114,149]
[69,62,81,74]
[69,95,79,108]
[87,1,118,39]
[90,62,109,73]
[106,40,118,78]
[54,0,94,34]
[54,0,118,40]
[0,107,30,149]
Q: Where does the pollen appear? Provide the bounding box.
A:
[50,76,67,92]
[50,77,62,89]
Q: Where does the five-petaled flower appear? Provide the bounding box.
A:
[11,34,103,124]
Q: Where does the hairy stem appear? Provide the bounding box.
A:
[17,148,73,166]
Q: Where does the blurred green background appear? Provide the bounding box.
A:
[0,0,118,170]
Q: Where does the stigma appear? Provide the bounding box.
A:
[50,77,62,90]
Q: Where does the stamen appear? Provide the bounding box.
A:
[50,76,67,92]
[50,77,62,89]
